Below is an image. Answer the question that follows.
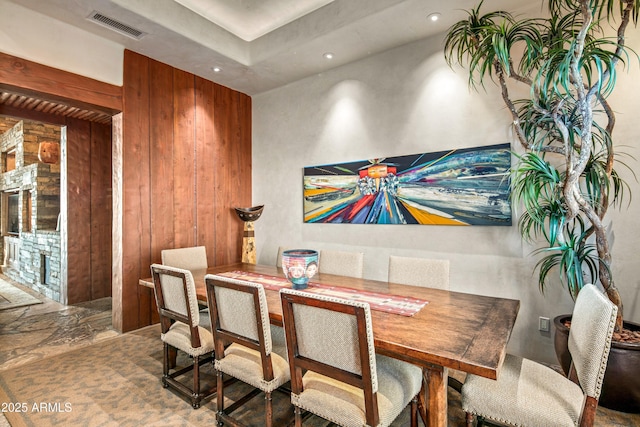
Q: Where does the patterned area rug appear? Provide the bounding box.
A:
[0,324,468,426]
[2,322,636,426]
[0,325,220,426]
[0,278,41,311]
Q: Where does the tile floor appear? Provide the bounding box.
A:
[0,275,638,426]
[0,277,117,372]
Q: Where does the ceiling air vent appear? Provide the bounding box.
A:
[87,11,146,40]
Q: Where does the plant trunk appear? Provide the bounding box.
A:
[605,281,624,332]
[577,197,623,331]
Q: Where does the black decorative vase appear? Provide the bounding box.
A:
[553,315,640,413]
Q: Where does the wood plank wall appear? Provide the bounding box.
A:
[65,118,113,303]
[89,121,113,300]
[119,50,252,332]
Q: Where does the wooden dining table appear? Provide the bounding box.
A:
[140,262,520,427]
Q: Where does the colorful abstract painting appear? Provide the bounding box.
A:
[303,143,511,226]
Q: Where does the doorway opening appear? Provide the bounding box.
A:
[0,117,63,301]
[0,112,113,307]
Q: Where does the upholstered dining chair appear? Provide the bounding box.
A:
[318,249,364,278]
[161,246,208,271]
[387,255,460,392]
[150,264,216,408]
[387,255,450,290]
[162,246,210,314]
[205,274,290,427]
[462,284,617,427]
[280,288,422,427]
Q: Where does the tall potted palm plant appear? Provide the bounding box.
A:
[444,0,640,412]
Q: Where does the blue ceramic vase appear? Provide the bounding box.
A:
[282,249,318,290]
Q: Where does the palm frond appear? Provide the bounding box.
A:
[532,217,599,298]
[443,2,516,88]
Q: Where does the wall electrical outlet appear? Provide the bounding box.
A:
[539,316,550,332]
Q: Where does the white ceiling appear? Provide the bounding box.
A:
[7,0,532,95]
[174,0,336,41]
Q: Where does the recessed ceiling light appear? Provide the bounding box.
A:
[427,13,441,22]
[213,67,222,73]
[323,52,334,60]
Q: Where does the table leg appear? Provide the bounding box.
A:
[418,364,448,427]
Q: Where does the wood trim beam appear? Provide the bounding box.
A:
[0,103,67,126]
[0,52,122,114]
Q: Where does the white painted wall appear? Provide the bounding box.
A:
[253,30,640,364]
[0,1,124,86]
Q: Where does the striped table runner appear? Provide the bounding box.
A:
[217,271,427,317]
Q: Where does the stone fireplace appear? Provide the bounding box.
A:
[1,119,62,302]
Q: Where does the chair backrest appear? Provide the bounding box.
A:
[568,284,617,401]
[388,255,450,290]
[151,264,203,345]
[161,246,208,271]
[318,249,364,278]
[280,289,380,426]
[205,274,275,381]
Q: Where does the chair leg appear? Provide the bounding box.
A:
[163,343,168,375]
[162,343,170,387]
[265,391,273,427]
[466,412,474,426]
[410,395,418,427]
[168,346,178,369]
[216,370,224,427]
[192,355,201,409]
[294,406,303,427]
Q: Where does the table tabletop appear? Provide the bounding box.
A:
[140,262,520,427]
